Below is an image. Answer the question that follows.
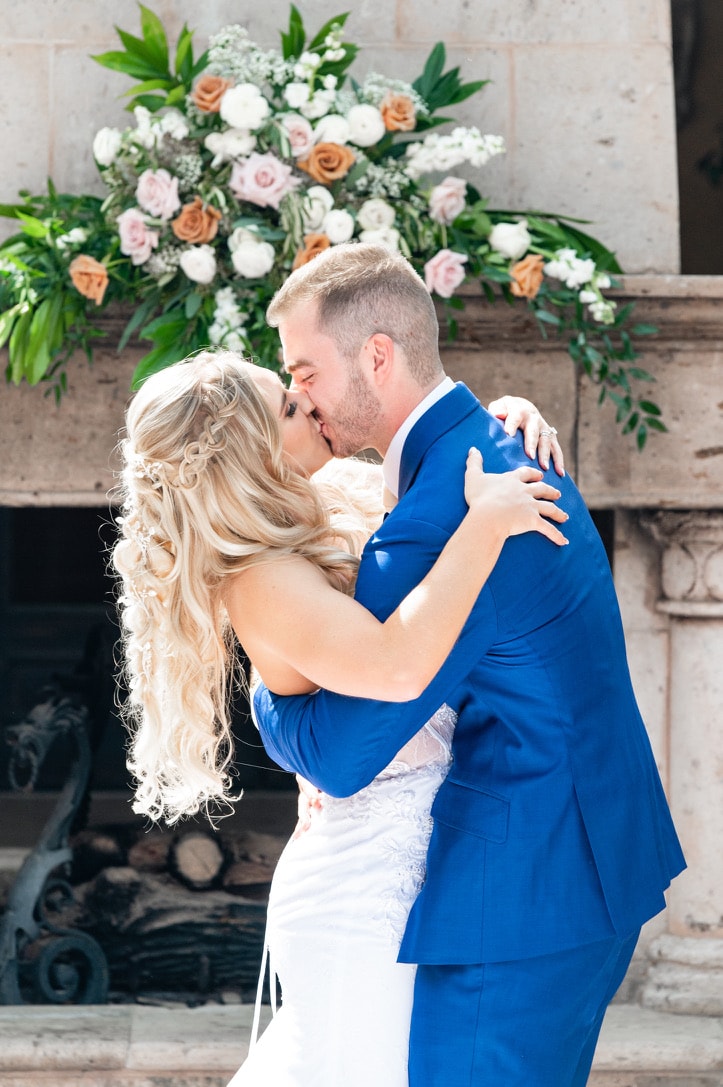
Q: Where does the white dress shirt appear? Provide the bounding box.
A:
[382,376,456,500]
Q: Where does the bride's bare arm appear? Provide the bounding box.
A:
[225,451,568,702]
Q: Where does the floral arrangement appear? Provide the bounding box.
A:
[0,5,664,446]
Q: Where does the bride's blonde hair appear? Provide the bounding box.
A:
[112,350,382,824]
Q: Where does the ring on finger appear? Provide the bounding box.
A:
[540,427,558,438]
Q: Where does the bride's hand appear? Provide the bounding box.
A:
[464,447,569,546]
[487,394,565,477]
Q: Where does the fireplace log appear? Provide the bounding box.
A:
[168,830,227,891]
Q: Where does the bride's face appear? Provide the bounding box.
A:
[248,364,333,476]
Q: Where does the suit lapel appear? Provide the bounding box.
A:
[398,383,480,498]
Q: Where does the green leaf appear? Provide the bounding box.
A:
[281,4,306,60]
[175,24,195,80]
[115,28,169,74]
[645,417,667,433]
[413,42,446,100]
[636,423,648,451]
[0,304,22,349]
[8,306,33,384]
[117,295,157,350]
[15,212,50,239]
[164,84,187,107]
[128,93,168,112]
[90,49,166,80]
[185,291,202,318]
[120,77,174,97]
[138,4,170,71]
[131,342,185,387]
[308,12,350,51]
[535,309,562,327]
[631,323,658,336]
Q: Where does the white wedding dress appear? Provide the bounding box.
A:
[227,706,456,1087]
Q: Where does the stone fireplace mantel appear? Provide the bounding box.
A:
[1,274,722,510]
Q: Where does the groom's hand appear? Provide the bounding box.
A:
[465,447,569,547]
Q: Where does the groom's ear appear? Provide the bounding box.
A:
[364,332,395,385]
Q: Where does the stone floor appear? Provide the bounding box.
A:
[0,1002,721,1086]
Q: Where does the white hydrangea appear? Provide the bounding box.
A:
[543,248,596,289]
[404,127,505,179]
[56,227,88,250]
[209,286,248,348]
[588,299,617,324]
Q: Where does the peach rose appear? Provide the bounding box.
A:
[191,74,234,113]
[171,196,222,244]
[298,142,355,185]
[510,253,545,299]
[292,233,331,270]
[380,92,416,132]
[69,254,109,306]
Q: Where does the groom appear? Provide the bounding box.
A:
[253,243,685,1086]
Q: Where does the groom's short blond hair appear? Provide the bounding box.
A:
[267,243,443,386]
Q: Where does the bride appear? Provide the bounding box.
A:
[112,349,566,1086]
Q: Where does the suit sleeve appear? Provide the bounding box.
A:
[253,514,499,796]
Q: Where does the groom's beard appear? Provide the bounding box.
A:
[318,364,381,459]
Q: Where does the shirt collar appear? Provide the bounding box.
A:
[382,376,455,500]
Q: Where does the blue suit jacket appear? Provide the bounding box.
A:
[254,384,685,964]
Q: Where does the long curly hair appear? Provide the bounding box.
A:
[112,351,382,824]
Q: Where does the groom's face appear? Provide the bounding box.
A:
[278,301,381,458]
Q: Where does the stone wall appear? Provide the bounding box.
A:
[0,0,678,272]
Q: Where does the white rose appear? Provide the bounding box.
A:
[488,220,531,261]
[179,245,217,285]
[160,108,189,141]
[301,185,335,230]
[346,104,386,147]
[359,226,401,251]
[284,82,311,110]
[313,114,350,145]
[357,198,395,232]
[204,129,256,167]
[220,83,271,131]
[92,127,122,167]
[231,238,276,278]
[322,209,355,244]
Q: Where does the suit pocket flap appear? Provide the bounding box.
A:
[431,778,509,844]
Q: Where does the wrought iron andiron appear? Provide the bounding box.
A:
[0,691,109,1003]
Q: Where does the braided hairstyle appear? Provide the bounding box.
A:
[112,350,373,824]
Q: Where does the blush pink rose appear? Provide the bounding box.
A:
[429,176,467,226]
[424,248,468,298]
[135,168,181,220]
[281,113,315,158]
[117,208,159,265]
[229,152,300,210]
